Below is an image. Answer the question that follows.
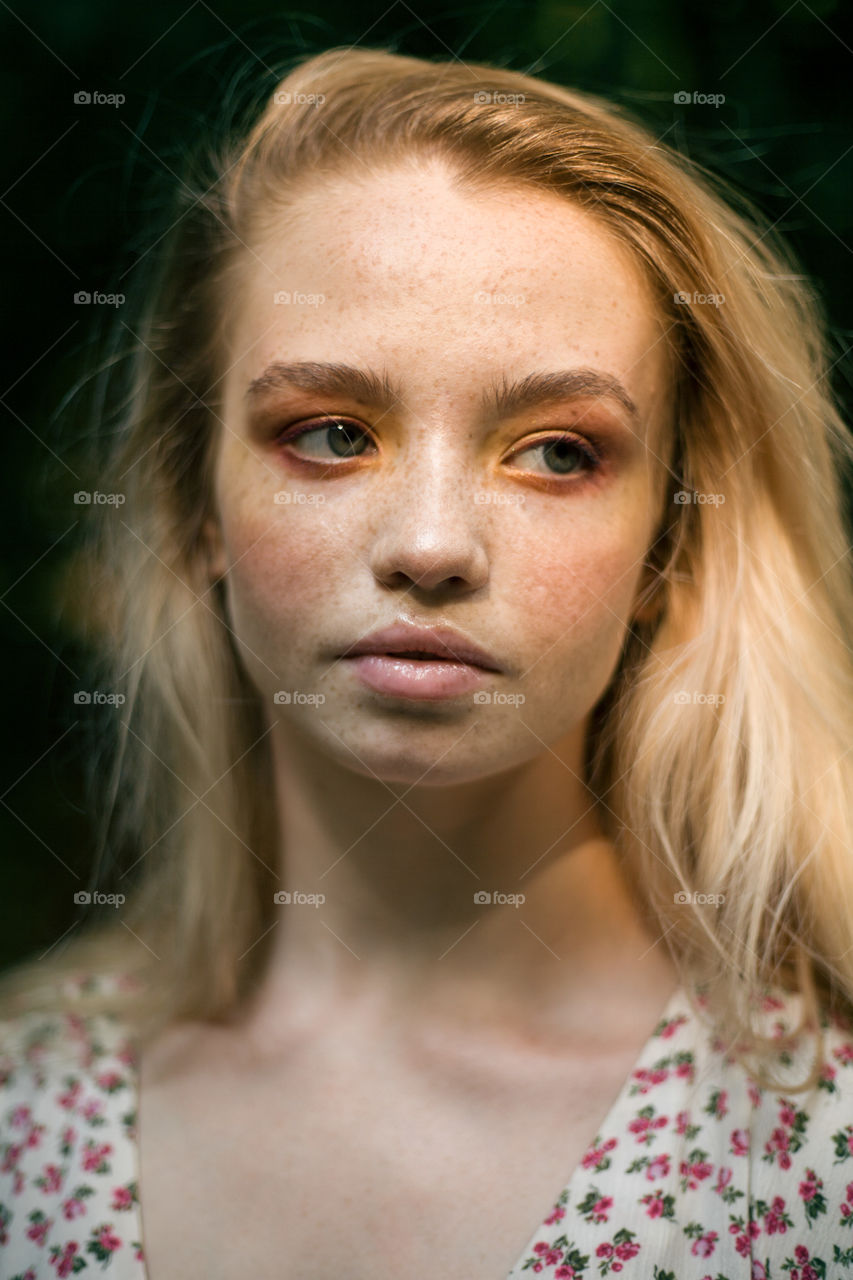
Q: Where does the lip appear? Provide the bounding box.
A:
[338,622,503,701]
[339,622,503,672]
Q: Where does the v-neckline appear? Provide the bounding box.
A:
[501,978,687,1278]
[128,979,688,1280]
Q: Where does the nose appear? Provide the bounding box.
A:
[367,435,490,594]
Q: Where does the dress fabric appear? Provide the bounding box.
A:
[1,972,852,1279]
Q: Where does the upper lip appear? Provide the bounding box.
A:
[340,622,503,671]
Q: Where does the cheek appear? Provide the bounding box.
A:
[508,518,646,658]
[218,493,350,652]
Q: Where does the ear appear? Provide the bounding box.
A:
[201,516,227,583]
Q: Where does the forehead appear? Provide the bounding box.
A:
[225,162,671,420]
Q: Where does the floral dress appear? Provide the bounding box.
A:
[1,973,852,1279]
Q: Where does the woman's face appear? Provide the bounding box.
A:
[209,160,673,786]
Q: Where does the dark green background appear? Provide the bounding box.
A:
[2,0,851,971]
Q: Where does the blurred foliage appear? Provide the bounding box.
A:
[1,0,851,969]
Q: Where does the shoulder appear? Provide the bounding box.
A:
[0,973,144,1275]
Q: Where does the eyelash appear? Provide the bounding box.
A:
[274,416,604,479]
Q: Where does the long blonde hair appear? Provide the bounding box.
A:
[3,46,852,1091]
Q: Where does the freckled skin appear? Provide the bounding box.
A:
[210,164,670,786]
[202,159,678,1031]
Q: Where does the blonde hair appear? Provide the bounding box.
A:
[3,46,852,1092]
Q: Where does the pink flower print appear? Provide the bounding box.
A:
[62,1197,87,1221]
[820,1062,836,1084]
[93,1224,123,1255]
[679,1157,714,1190]
[592,1196,613,1223]
[646,1153,670,1180]
[81,1097,105,1122]
[544,1203,566,1225]
[714,1165,733,1193]
[38,1164,64,1193]
[751,1263,767,1280]
[747,1082,762,1108]
[675,1110,691,1134]
[643,1191,666,1218]
[691,1231,718,1257]
[57,1080,82,1111]
[779,1102,797,1127]
[26,1215,52,1246]
[596,1243,614,1259]
[49,1240,81,1277]
[2,1141,23,1173]
[9,1104,32,1128]
[834,1041,853,1065]
[95,1069,124,1091]
[615,1239,640,1260]
[799,1175,818,1201]
[730,1128,749,1156]
[675,1060,692,1078]
[81,1140,112,1173]
[25,1123,44,1150]
[111,1184,134,1211]
[555,1268,578,1279]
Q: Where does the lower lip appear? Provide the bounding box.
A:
[342,654,495,700]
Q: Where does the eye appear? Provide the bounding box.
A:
[276,417,374,460]
[508,433,602,478]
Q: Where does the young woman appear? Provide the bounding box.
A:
[1,45,852,1280]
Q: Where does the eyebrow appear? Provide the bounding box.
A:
[244,360,640,425]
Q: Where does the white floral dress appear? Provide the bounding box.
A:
[1,975,852,1278]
